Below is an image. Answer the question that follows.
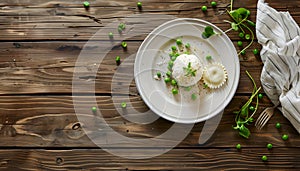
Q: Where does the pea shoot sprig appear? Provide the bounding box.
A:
[233,71,261,138]
[201,0,256,56]
[225,0,256,55]
[183,62,197,77]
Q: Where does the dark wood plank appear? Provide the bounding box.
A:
[0,148,299,170]
[0,41,262,95]
[0,0,299,41]
[0,95,298,148]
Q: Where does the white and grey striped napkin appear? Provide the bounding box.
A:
[256,0,300,133]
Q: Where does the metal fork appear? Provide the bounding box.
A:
[255,107,276,130]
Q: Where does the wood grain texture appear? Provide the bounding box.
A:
[0,149,299,170]
[0,41,262,95]
[0,95,298,148]
[0,0,299,170]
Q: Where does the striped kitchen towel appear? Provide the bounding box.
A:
[256,0,300,133]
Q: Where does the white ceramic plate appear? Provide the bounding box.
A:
[134,18,239,124]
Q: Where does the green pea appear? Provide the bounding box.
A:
[91,106,97,112]
[249,106,255,112]
[118,23,126,30]
[115,56,121,64]
[164,77,171,83]
[206,55,212,60]
[253,48,259,55]
[191,93,197,100]
[185,43,191,49]
[245,34,251,40]
[236,143,241,150]
[156,72,161,78]
[121,102,127,108]
[275,122,281,129]
[258,93,263,99]
[171,79,177,86]
[282,134,289,141]
[267,143,273,149]
[137,2,142,10]
[239,32,244,38]
[168,61,174,68]
[83,1,90,8]
[166,71,172,77]
[176,39,183,46]
[237,41,243,47]
[211,1,217,8]
[121,41,127,48]
[108,32,114,39]
[201,6,207,12]
[240,50,246,55]
[261,155,268,161]
[172,88,178,95]
[171,56,177,61]
[171,46,177,51]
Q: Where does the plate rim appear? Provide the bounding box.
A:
[134,18,240,123]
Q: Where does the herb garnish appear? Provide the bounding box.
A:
[233,71,261,138]
[202,26,216,39]
[183,62,197,77]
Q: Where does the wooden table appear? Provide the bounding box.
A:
[0,0,299,170]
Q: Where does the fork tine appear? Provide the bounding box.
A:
[255,111,266,126]
[259,115,272,129]
[255,111,267,127]
[256,114,269,130]
[256,112,269,129]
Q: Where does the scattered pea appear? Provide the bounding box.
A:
[121,41,127,48]
[249,106,255,112]
[118,23,126,30]
[253,48,259,55]
[115,56,121,64]
[237,41,243,47]
[171,79,177,86]
[206,55,212,60]
[176,39,183,46]
[171,46,177,51]
[239,32,244,38]
[240,50,246,55]
[108,32,114,39]
[83,1,90,8]
[211,1,217,8]
[168,60,174,68]
[261,155,268,161]
[166,70,172,77]
[121,102,127,108]
[236,143,241,150]
[91,106,97,112]
[171,56,177,61]
[156,72,161,78]
[164,77,171,83]
[185,43,191,49]
[201,5,207,12]
[267,143,273,149]
[137,1,142,10]
[191,93,197,100]
[185,86,192,91]
[275,122,281,129]
[258,93,263,99]
[118,27,123,33]
[245,34,251,40]
[172,88,178,95]
[282,134,289,141]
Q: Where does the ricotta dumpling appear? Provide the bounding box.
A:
[202,63,227,89]
[172,54,203,87]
